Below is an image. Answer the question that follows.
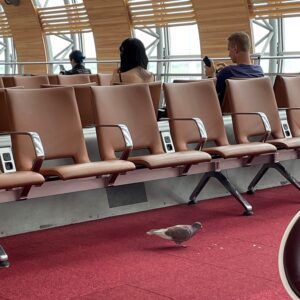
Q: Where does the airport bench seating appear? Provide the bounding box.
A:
[41,82,97,128]
[273,75,300,138]
[12,75,50,88]
[91,83,212,187]
[226,77,300,194]
[163,80,277,215]
[5,87,135,182]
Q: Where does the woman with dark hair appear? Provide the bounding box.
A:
[60,50,91,75]
[111,38,154,84]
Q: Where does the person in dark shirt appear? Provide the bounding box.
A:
[60,50,91,75]
[205,32,264,105]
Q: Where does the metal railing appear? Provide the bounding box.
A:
[0,55,300,77]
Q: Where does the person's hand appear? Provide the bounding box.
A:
[215,63,227,74]
[205,64,216,78]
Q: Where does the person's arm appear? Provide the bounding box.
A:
[205,63,227,78]
[216,68,230,106]
[110,68,121,85]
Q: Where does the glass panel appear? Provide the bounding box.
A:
[283,17,300,52]
[282,59,300,73]
[252,20,270,54]
[169,24,200,55]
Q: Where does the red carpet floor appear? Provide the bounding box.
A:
[0,185,299,299]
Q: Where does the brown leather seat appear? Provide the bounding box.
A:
[279,211,300,299]
[5,87,135,181]
[91,84,211,171]
[164,80,276,215]
[0,171,44,190]
[57,74,91,85]
[274,75,300,137]
[47,75,59,85]
[97,74,112,86]
[0,89,45,193]
[0,77,4,88]
[113,82,162,118]
[226,77,300,193]
[1,76,16,88]
[13,75,50,88]
[227,77,300,149]
[41,83,97,127]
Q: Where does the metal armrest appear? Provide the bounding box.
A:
[166,117,207,150]
[0,131,45,172]
[224,112,271,142]
[278,107,300,111]
[93,124,133,160]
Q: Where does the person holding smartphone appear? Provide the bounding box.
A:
[204,32,264,106]
[60,50,91,75]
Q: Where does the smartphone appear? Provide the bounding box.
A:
[59,64,65,71]
[203,56,212,68]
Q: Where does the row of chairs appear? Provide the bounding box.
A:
[0,74,113,88]
[1,76,300,211]
[0,75,300,267]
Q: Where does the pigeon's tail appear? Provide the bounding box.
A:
[146,229,172,240]
[146,229,157,235]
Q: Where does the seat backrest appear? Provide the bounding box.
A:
[57,74,91,85]
[173,78,217,85]
[148,82,162,117]
[73,83,97,127]
[226,77,284,143]
[113,81,162,117]
[97,73,112,86]
[6,87,90,171]
[48,74,59,85]
[279,211,300,300]
[91,84,164,160]
[0,77,4,88]
[89,74,100,85]
[1,76,16,87]
[164,80,229,151]
[13,75,50,88]
[40,82,97,127]
[0,89,10,131]
[274,75,300,137]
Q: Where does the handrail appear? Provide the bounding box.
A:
[1,54,300,66]
[1,54,300,75]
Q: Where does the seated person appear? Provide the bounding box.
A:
[60,50,91,75]
[111,38,155,84]
[205,31,264,106]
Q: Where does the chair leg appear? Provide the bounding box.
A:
[18,185,32,200]
[189,171,253,216]
[0,245,9,268]
[247,164,269,194]
[247,162,300,194]
[189,172,211,204]
[273,163,300,190]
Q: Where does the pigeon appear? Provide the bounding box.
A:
[147,222,202,245]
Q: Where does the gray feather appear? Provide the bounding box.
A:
[147,222,202,245]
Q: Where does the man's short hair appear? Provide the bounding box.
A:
[228,32,250,52]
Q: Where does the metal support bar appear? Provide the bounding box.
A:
[189,171,253,216]
[0,245,9,268]
[247,162,300,194]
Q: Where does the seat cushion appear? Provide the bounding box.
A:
[204,142,277,158]
[0,171,45,189]
[128,151,211,169]
[267,137,300,149]
[40,160,135,180]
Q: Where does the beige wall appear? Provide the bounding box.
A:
[0,0,47,74]
[192,0,252,58]
[84,0,132,73]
